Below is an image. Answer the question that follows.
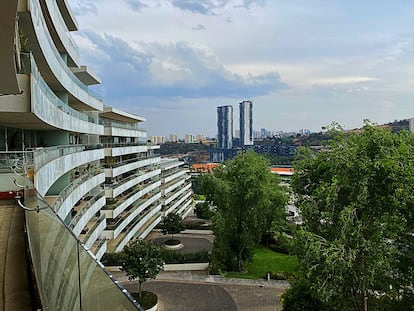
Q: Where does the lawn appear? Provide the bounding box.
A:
[225,245,298,280]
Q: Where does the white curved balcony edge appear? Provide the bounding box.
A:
[23,0,103,111]
[94,241,107,261]
[162,177,188,195]
[164,183,192,206]
[104,145,148,157]
[35,149,104,197]
[73,196,106,237]
[104,180,162,219]
[113,192,162,239]
[179,199,193,218]
[30,55,103,135]
[106,169,161,198]
[163,170,186,184]
[114,205,162,252]
[42,0,80,67]
[177,197,193,216]
[56,173,105,221]
[161,160,183,171]
[137,212,162,240]
[104,126,146,138]
[83,216,107,249]
[165,191,193,216]
[56,0,78,31]
[105,157,161,178]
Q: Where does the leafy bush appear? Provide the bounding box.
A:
[183,220,211,230]
[265,271,295,280]
[194,202,215,220]
[101,252,123,266]
[161,249,211,264]
[281,278,327,311]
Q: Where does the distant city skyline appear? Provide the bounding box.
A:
[68,0,414,137]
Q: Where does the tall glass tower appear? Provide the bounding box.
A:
[217,105,233,149]
[239,100,253,145]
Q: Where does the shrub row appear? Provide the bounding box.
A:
[161,249,211,264]
[101,249,211,266]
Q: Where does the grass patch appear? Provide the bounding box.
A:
[225,245,298,280]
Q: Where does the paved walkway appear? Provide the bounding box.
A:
[115,270,288,311]
[0,204,31,311]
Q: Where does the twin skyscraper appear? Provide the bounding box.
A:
[217,100,253,149]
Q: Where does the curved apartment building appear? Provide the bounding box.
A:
[0,1,193,310]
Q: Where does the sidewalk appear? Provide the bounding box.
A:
[113,270,290,289]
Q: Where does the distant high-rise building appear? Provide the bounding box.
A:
[260,128,267,138]
[185,133,194,143]
[217,105,233,149]
[239,100,253,145]
[169,134,178,142]
[196,134,206,142]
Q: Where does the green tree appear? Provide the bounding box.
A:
[290,124,414,310]
[200,151,288,272]
[121,238,164,297]
[161,212,184,241]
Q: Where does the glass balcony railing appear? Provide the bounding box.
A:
[52,169,104,213]
[100,141,148,148]
[81,214,106,246]
[28,0,103,110]
[42,0,80,66]
[102,154,159,169]
[106,190,161,231]
[28,144,103,171]
[102,120,146,132]
[69,191,105,230]
[23,54,102,131]
[22,173,141,310]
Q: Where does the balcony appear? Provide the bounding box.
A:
[160,159,183,171]
[103,120,146,138]
[102,180,161,219]
[90,238,107,261]
[23,180,140,310]
[33,145,104,197]
[51,170,105,220]
[104,191,161,239]
[104,155,161,178]
[104,169,161,198]
[103,142,148,157]
[108,203,162,252]
[164,191,193,216]
[164,182,192,206]
[162,170,186,184]
[80,214,106,249]
[0,54,104,133]
[56,0,78,31]
[177,197,193,218]
[41,0,80,67]
[19,0,103,111]
[70,192,106,237]
[162,175,191,196]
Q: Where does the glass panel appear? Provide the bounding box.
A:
[21,169,141,310]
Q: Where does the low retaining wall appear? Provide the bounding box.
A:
[163,263,209,271]
[106,262,209,273]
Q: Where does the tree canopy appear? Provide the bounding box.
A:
[200,150,287,272]
[161,212,184,241]
[289,124,414,310]
[121,238,164,297]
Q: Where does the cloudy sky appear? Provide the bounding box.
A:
[67,0,414,137]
